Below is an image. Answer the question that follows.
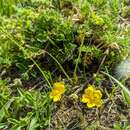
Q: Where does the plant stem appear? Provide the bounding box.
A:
[73,34,85,82]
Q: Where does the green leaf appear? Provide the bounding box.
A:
[28,117,38,130]
[123,91,130,107]
[8,118,19,125]
[101,71,130,96]
[16,127,22,130]
[0,123,7,129]
[114,123,121,130]
[0,98,14,122]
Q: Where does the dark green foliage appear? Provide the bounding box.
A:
[0,0,130,129]
[0,0,129,74]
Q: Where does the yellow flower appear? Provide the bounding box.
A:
[81,84,103,108]
[91,12,104,25]
[50,82,65,102]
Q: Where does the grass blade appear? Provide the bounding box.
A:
[101,71,130,96]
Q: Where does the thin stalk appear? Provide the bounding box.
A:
[73,34,85,82]
[44,50,72,83]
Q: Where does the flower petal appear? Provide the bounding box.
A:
[50,90,59,97]
[87,102,95,108]
[94,90,102,98]
[95,100,103,107]
[81,94,89,103]
[85,85,94,95]
[54,82,65,94]
[53,95,61,102]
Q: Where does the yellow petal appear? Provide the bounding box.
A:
[87,102,95,108]
[53,82,65,94]
[53,95,61,102]
[84,86,94,100]
[94,90,102,98]
[81,94,89,103]
[87,84,95,88]
[85,85,94,94]
[50,90,59,97]
[95,100,103,107]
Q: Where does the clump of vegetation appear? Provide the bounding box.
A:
[0,0,130,129]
